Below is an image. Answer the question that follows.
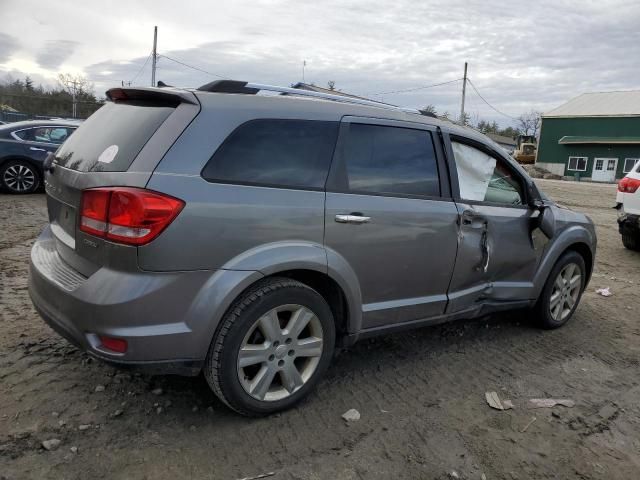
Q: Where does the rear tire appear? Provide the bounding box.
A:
[0,160,40,194]
[621,225,640,251]
[204,277,335,416]
[533,250,586,329]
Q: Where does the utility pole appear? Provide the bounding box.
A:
[302,60,306,83]
[459,62,468,125]
[151,26,158,87]
[71,80,78,118]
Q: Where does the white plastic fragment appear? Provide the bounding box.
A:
[342,408,361,422]
[528,398,575,409]
[595,287,612,297]
[236,472,275,480]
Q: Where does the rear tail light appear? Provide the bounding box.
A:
[80,187,184,246]
[98,335,128,353]
[618,177,640,194]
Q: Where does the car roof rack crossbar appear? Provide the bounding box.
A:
[196,80,419,114]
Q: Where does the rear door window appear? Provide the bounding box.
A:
[332,123,440,197]
[202,119,339,189]
[54,101,174,172]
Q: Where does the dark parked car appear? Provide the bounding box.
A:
[0,120,80,193]
[29,81,596,415]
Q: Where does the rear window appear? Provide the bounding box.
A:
[201,119,339,189]
[54,101,174,172]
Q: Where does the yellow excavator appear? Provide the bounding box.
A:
[513,135,537,164]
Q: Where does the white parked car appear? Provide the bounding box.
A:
[616,160,640,251]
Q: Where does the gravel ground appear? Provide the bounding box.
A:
[1,179,639,480]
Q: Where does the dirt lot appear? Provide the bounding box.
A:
[1,179,639,480]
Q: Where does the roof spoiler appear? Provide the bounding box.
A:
[105,87,198,105]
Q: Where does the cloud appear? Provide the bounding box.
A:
[0,33,19,64]
[36,40,79,70]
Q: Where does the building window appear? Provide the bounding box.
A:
[623,158,640,173]
[567,156,587,171]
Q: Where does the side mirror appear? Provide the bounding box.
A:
[538,205,556,239]
[526,181,556,238]
[43,152,56,173]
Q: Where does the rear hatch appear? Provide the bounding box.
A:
[44,87,200,275]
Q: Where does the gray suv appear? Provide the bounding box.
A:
[29,81,597,415]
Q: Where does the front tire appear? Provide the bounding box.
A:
[0,160,40,194]
[204,277,336,416]
[533,250,586,329]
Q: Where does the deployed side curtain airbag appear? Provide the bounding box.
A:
[451,142,496,201]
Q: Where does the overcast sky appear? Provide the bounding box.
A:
[1,0,639,126]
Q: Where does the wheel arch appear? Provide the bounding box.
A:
[0,155,43,173]
[566,241,593,285]
[218,241,363,341]
[533,226,596,298]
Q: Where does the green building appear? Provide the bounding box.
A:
[536,91,640,182]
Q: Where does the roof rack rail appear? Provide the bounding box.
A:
[196,80,419,114]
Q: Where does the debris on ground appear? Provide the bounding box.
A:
[486,391,514,410]
[70,446,78,454]
[342,408,361,422]
[522,164,562,180]
[528,399,575,409]
[520,416,537,433]
[95,385,105,392]
[236,472,275,480]
[151,388,163,395]
[42,439,61,451]
[596,287,613,297]
[78,424,91,431]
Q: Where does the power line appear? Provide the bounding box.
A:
[369,78,462,96]
[158,54,225,79]
[129,52,153,85]
[466,78,518,121]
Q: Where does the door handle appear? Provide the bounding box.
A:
[29,147,46,152]
[335,214,371,224]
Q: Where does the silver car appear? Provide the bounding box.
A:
[29,81,597,415]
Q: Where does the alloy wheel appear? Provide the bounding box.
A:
[3,164,36,192]
[549,263,582,321]
[237,304,323,402]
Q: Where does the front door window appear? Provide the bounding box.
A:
[451,141,524,206]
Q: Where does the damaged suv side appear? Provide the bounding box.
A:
[29,81,597,415]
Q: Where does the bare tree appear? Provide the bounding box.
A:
[57,73,94,97]
[418,104,437,116]
[327,80,336,91]
[57,73,95,118]
[517,110,542,137]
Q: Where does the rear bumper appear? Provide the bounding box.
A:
[28,226,259,375]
